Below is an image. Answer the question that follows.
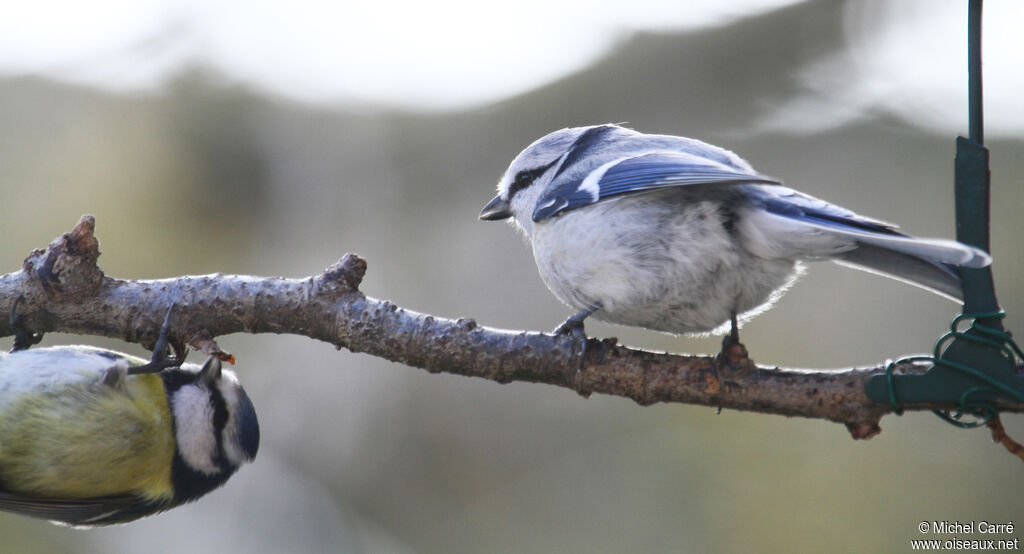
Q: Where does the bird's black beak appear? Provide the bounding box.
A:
[479,195,513,220]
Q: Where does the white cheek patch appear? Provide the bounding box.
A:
[216,370,251,466]
[172,386,219,476]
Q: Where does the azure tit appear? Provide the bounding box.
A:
[480,124,991,342]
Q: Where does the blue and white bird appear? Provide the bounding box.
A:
[479,124,991,340]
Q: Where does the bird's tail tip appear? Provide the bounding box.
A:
[958,245,992,268]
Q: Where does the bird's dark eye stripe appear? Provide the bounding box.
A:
[509,158,559,199]
[208,385,232,469]
[209,386,230,434]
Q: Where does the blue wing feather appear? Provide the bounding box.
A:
[753,186,898,235]
[749,185,980,294]
[598,155,776,196]
[532,153,779,222]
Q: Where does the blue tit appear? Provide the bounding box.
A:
[480,124,991,339]
[0,345,259,526]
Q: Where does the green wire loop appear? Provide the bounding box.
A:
[932,386,998,428]
[885,311,1024,426]
[879,2,1023,430]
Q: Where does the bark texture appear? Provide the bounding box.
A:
[3,216,1022,442]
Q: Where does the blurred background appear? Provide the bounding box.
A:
[1,0,1022,551]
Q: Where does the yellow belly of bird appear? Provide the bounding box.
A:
[0,373,176,502]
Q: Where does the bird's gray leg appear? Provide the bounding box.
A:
[8,297,43,352]
[128,305,184,375]
[554,303,601,336]
[721,312,740,350]
[718,310,749,369]
[554,303,600,379]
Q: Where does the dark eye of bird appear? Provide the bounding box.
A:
[508,159,558,199]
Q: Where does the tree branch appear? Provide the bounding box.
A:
[3,216,1022,441]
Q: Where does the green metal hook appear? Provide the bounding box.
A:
[864,0,1024,420]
